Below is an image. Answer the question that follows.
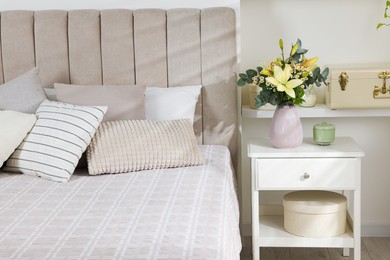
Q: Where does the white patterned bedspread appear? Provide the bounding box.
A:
[0,145,241,260]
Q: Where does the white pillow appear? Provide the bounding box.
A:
[145,85,202,122]
[0,111,37,167]
[4,100,107,183]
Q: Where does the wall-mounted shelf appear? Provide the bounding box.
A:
[242,104,390,118]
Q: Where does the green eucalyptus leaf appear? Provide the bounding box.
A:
[239,73,248,80]
[321,67,329,79]
[306,77,315,85]
[297,38,302,49]
[268,90,279,106]
[292,53,301,62]
[257,66,263,72]
[255,91,269,107]
[269,96,278,106]
[296,48,308,55]
[246,69,258,78]
[315,81,321,87]
[237,78,246,86]
[313,67,320,77]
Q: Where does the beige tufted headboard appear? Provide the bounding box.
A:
[0,8,238,169]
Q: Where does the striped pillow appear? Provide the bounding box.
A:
[87,119,205,175]
[4,100,107,183]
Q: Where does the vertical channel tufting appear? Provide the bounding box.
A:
[0,13,3,84]
[167,9,203,144]
[34,10,70,88]
[101,9,135,85]
[134,9,167,87]
[68,10,102,85]
[167,9,201,86]
[201,8,238,169]
[1,11,35,82]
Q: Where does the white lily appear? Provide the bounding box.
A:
[266,65,303,98]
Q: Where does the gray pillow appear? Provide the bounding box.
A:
[43,88,57,101]
[0,67,47,113]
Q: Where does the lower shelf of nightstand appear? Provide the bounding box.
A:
[258,215,354,248]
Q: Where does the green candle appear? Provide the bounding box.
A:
[313,122,335,145]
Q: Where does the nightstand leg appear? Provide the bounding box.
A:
[251,189,259,260]
[354,188,361,260]
[354,162,362,260]
[251,159,260,260]
[342,248,350,256]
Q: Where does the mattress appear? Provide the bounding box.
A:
[0,145,241,260]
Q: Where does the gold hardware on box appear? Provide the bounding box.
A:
[338,72,349,91]
[373,71,390,99]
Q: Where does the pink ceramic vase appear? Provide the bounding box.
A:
[269,105,303,149]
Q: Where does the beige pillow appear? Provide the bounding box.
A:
[87,119,205,175]
[0,110,37,167]
[54,83,146,122]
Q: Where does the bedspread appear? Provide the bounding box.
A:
[0,145,241,260]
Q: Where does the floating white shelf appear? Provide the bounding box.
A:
[242,104,390,118]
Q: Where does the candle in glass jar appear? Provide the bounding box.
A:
[313,122,335,145]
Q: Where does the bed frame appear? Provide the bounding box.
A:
[0,8,241,259]
[0,8,238,169]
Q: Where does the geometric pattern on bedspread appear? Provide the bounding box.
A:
[0,145,241,260]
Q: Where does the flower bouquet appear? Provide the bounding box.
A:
[237,38,329,108]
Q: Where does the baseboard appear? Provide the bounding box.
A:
[362,223,390,237]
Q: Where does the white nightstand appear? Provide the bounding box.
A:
[248,137,365,260]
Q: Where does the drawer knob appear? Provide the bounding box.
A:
[303,173,310,179]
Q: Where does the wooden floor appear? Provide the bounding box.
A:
[240,237,390,260]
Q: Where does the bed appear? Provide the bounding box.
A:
[0,8,240,259]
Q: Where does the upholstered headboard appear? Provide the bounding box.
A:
[0,8,238,168]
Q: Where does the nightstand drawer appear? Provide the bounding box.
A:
[254,158,357,190]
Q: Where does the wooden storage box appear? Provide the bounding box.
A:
[326,64,390,109]
[283,190,347,238]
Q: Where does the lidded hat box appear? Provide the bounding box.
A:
[283,190,347,238]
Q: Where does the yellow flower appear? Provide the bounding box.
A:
[260,68,273,76]
[302,56,319,68]
[265,65,303,98]
[290,42,299,56]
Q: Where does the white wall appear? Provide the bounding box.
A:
[241,0,390,236]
